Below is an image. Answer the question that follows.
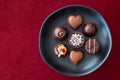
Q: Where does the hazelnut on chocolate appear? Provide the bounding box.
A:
[54,44,67,57]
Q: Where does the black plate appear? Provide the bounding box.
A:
[39,5,112,76]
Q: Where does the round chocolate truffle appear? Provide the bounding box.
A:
[54,44,67,57]
[68,32,85,48]
[83,23,97,36]
[85,38,100,54]
[53,26,67,40]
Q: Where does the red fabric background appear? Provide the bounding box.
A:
[0,0,119,80]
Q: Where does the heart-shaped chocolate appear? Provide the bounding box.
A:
[68,15,83,30]
[69,50,83,65]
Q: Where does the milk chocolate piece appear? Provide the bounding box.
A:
[69,50,84,65]
[85,38,100,54]
[68,15,83,30]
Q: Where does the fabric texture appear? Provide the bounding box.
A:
[0,0,119,80]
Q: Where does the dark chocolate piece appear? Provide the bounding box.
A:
[53,26,67,40]
[85,38,100,54]
[83,23,97,36]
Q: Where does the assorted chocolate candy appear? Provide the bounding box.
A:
[53,26,67,40]
[85,38,100,54]
[83,23,97,37]
[68,15,83,30]
[54,44,67,57]
[53,15,100,65]
[68,32,84,48]
[69,50,84,65]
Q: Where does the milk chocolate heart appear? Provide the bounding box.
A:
[68,15,83,30]
[69,50,83,65]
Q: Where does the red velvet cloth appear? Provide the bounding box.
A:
[0,0,119,80]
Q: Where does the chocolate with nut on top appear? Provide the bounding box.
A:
[54,44,67,57]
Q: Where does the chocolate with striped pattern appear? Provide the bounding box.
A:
[85,38,100,54]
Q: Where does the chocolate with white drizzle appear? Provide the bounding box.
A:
[68,32,85,48]
[85,38,100,54]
